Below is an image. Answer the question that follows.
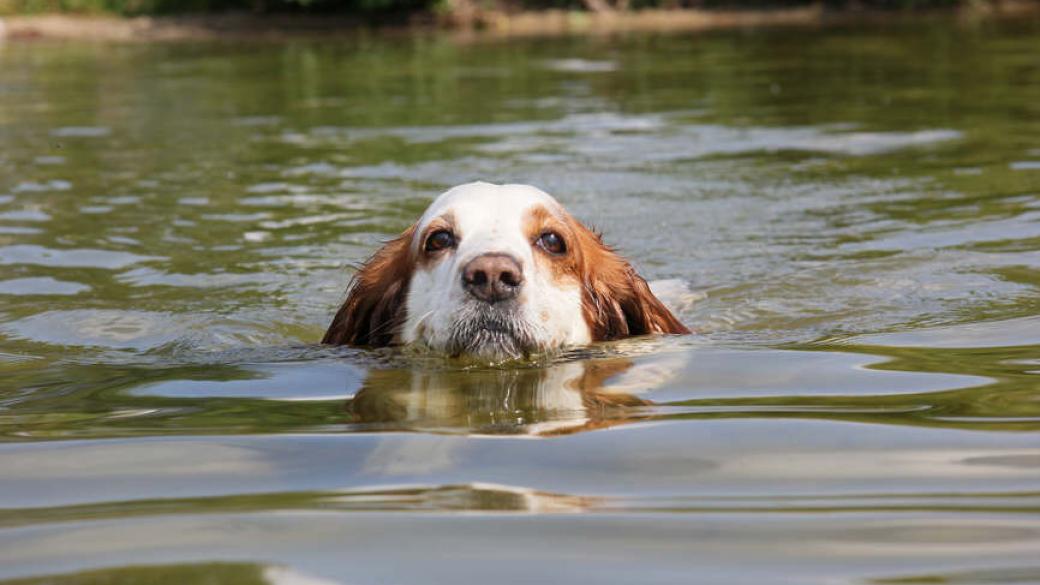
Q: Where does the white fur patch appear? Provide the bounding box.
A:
[401,182,590,358]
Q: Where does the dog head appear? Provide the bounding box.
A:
[323,182,688,359]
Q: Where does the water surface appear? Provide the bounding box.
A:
[2,21,1040,584]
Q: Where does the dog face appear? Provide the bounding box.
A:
[323,182,688,359]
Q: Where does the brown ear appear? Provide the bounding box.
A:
[576,226,690,341]
[322,226,416,347]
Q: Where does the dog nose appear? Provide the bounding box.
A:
[462,253,524,303]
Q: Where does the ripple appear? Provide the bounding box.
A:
[0,209,51,222]
[542,59,618,73]
[132,361,364,401]
[201,212,271,222]
[646,347,987,403]
[231,116,282,127]
[832,519,1040,546]
[841,212,1040,252]
[0,226,43,235]
[0,245,163,269]
[1,310,197,350]
[245,181,295,193]
[49,126,112,138]
[107,196,142,205]
[300,112,960,161]
[962,454,1040,470]
[0,277,90,296]
[846,315,1040,348]
[78,206,113,214]
[33,155,66,165]
[116,267,278,288]
[12,180,71,193]
[243,231,271,243]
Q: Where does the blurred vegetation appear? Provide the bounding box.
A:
[0,0,984,17]
[0,0,427,15]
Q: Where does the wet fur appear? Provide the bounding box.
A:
[322,186,689,352]
[321,226,415,347]
[444,304,537,359]
[563,212,690,341]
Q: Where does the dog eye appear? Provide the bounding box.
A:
[536,231,566,255]
[424,230,456,252]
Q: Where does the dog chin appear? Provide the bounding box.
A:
[443,305,536,361]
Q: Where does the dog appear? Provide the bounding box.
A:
[323,182,689,359]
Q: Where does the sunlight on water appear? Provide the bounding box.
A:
[1,21,1039,585]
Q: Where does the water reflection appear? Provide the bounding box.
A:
[2,21,1040,585]
[0,562,339,585]
[872,566,1040,584]
[349,357,652,436]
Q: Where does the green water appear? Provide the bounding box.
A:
[2,20,1040,584]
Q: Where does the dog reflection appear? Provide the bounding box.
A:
[348,358,652,436]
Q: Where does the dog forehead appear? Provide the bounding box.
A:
[419,182,562,232]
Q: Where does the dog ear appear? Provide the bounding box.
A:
[576,226,690,341]
[322,225,416,347]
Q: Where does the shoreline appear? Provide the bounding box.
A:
[1,1,1038,42]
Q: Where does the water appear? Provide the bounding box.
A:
[1,20,1040,584]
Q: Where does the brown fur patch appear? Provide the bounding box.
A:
[523,203,691,341]
[321,224,417,347]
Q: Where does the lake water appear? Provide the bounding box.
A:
[2,20,1040,584]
